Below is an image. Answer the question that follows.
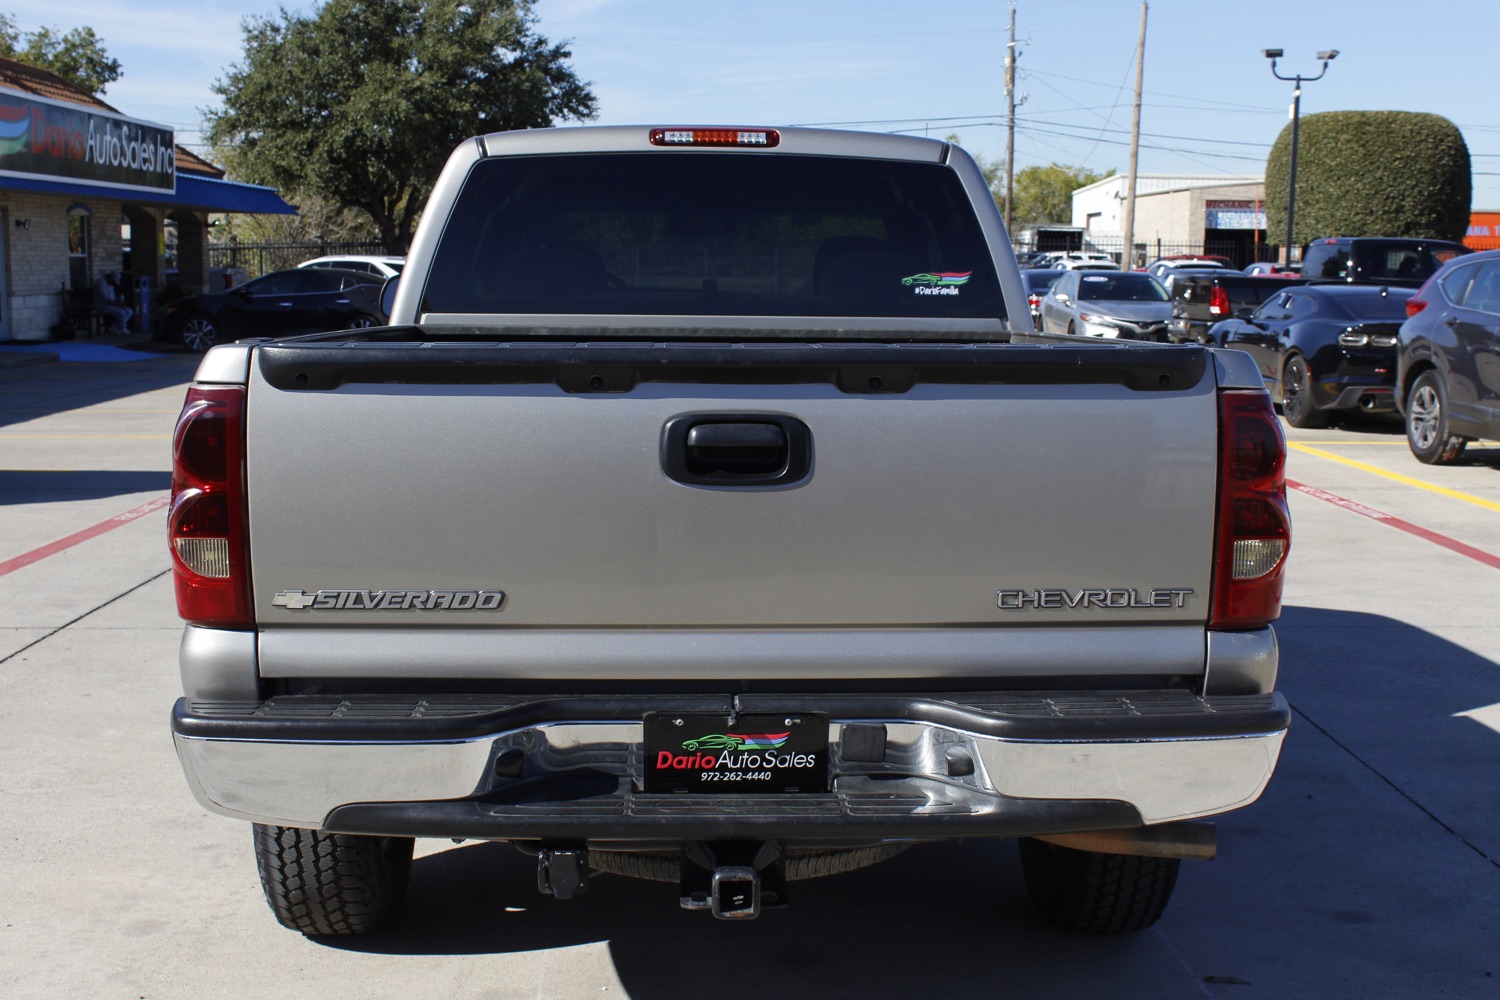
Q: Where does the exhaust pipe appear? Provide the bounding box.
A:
[1033,821,1217,860]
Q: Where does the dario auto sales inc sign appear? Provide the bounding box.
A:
[0,88,174,193]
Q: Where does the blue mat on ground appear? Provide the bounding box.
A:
[0,341,165,362]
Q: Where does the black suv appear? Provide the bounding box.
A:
[1300,237,1469,289]
[1395,248,1500,463]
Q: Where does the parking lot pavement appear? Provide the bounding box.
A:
[2,365,1498,998]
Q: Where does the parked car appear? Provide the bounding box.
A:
[163,267,386,352]
[298,254,406,279]
[1021,268,1064,330]
[1145,257,1235,282]
[1054,251,1119,270]
[1168,272,1308,344]
[1395,248,1500,463]
[1243,262,1300,277]
[1039,269,1172,340]
[1208,284,1413,428]
[1299,237,1468,289]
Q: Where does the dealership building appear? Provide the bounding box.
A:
[0,58,294,341]
[1069,173,1274,266]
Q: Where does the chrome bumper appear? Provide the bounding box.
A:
[172,692,1288,837]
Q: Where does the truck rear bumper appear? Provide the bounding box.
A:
[172,691,1288,838]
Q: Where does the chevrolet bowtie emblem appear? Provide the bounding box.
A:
[271,589,317,609]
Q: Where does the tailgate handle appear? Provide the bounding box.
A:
[687,422,787,475]
[664,415,811,487]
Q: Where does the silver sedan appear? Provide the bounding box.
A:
[1038,270,1174,341]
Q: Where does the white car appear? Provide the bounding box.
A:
[1054,252,1120,271]
[298,255,406,279]
[1144,258,1234,281]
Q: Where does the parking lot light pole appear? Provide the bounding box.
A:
[1265,48,1338,267]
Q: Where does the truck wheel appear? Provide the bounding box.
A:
[1018,837,1180,934]
[1280,355,1327,429]
[1406,371,1467,465]
[252,824,414,935]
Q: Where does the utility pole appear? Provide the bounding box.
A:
[1119,1,1146,269]
[1003,4,1017,235]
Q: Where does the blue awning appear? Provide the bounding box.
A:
[0,171,297,214]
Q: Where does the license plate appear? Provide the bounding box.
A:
[643,713,828,793]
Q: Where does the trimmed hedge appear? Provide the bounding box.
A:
[1265,111,1471,247]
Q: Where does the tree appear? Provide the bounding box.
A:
[0,14,122,94]
[1265,111,1471,247]
[207,0,597,254]
[1011,163,1115,226]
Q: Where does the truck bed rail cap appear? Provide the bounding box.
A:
[193,343,254,385]
[1211,347,1264,391]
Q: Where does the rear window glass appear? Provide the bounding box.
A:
[1075,273,1167,302]
[421,153,1003,321]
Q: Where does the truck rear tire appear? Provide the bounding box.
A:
[252,824,414,936]
[1018,837,1180,934]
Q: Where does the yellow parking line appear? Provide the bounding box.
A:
[1292,439,1500,448]
[1291,440,1409,446]
[1290,443,1500,513]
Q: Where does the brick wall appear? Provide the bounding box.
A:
[0,192,136,340]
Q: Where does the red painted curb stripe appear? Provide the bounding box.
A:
[0,494,170,578]
[1287,479,1500,570]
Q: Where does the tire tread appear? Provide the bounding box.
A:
[1019,838,1180,934]
[252,824,413,936]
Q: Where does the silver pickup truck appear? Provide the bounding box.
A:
[168,125,1291,936]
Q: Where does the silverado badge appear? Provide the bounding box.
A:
[271,589,506,610]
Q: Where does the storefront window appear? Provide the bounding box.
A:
[68,206,92,290]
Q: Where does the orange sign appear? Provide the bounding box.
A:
[1465,212,1500,251]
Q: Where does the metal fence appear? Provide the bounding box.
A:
[206,238,390,279]
[1058,236,1286,270]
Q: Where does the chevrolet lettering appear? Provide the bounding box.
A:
[997,587,1194,610]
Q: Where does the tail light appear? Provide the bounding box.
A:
[169,385,252,628]
[1338,327,1398,348]
[1210,390,1290,629]
[1208,286,1231,317]
[1406,274,1437,317]
[1028,293,1042,309]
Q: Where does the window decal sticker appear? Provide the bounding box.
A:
[902,271,971,296]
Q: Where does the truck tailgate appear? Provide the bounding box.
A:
[242,342,1221,678]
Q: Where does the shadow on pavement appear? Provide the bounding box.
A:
[0,469,171,505]
[322,838,1172,998]
[0,345,197,430]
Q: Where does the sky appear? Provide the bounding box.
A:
[11,0,1500,206]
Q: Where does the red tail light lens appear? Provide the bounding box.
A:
[169,386,252,628]
[1211,390,1290,628]
[1209,286,1231,316]
[1405,298,1427,318]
